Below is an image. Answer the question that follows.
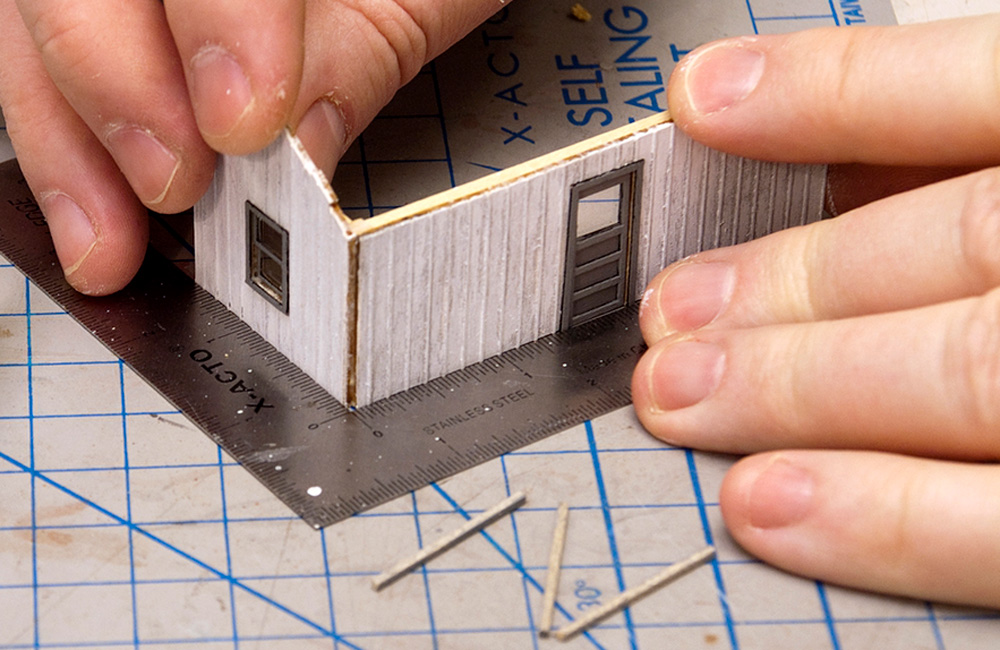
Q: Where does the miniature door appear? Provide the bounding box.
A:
[561,161,643,329]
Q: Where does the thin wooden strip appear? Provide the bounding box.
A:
[553,546,716,641]
[538,503,571,637]
[371,491,527,591]
[348,113,673,235]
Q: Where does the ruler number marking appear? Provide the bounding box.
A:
[189,348,272,410]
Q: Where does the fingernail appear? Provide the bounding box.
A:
[747,456,815,529]
[679,40,764,115]
[105,125,180,205]
[643,261,734,336]
[190,45,254,139]
[40,192,97,286]
[296,97,348,179]
[646,340,725,411]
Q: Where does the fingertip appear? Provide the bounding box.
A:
[720,453,816,535]
[188,44,256,144]
[189,44,297,156]
[294,95,349,179]
[719,452,843,583]
[667,31,818,158]
[169,1,305,157]
[721,452,1000,608]
[668,37,765,123]
[670,18,1000,166]
[103,125,182,207]
[639,259,736,344]
[42,189,149,296]
[137,149,216,217]
[65,235,147,296]
[632,337,728,449]
[98,120,216,215]
[40,192,98,281]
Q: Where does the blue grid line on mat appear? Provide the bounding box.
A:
[1,258,999,648]
[4,2,1000,648]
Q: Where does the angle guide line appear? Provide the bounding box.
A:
[0,159,646,529]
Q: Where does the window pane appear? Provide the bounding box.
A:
[246,201,289,312]
[259,255,283,290]
[257,219,285,259]
[576,184,621,237]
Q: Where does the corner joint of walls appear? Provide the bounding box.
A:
[345,235,360,407]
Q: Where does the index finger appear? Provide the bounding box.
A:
[15,0,215,212]
[667,16,1000,166]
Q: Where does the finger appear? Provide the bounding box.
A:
[667,16,1000,166]
[0,2,147,294]
[631,287,1000,459]
[293,0,505,177]
[164,0,304,154]
[15,0,215,212]
[720,450,1000,609]
[639,169,1000,342]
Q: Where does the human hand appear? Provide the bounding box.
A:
[0,0,500,294]
[632,16,1000,609]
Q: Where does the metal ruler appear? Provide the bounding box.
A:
[1,0,897,528]
[0,159,643,528]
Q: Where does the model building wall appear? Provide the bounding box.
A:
[195,134,356,403]
[647,129,825,279]
[352,122,824,404]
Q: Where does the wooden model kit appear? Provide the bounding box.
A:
[367,488,716,641]
[194,1,826,407]
[371,491,528,591]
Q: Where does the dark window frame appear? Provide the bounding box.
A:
[245,201,289,313]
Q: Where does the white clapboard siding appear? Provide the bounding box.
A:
[638,130,826,289]
[197,118,824,407]
[194,131,355,403]
[632,121,674,298]
[353,122,825,404]
[353,122,667,404]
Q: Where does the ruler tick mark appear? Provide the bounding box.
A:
[0,159,646,528]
